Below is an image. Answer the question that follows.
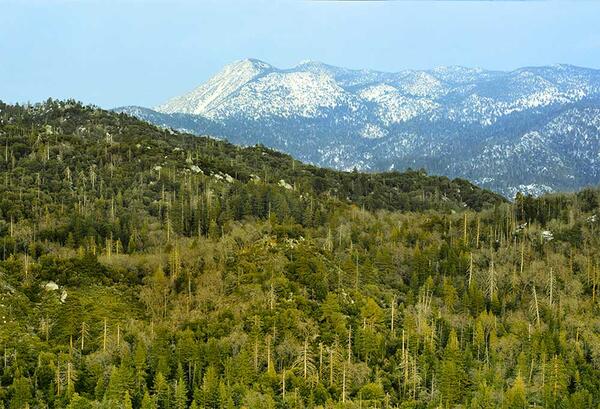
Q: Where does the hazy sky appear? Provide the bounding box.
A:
[2,0,600,108]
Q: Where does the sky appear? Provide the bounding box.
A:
[1,0,600,108]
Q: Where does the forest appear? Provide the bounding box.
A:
[0,99,599,408]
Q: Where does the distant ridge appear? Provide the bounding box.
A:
[116,59,600,197]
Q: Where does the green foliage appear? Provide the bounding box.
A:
[0,100,597,408]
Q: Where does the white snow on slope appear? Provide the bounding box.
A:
[156,59,273,115]
[156,59,599,127]
[208,71,359,119]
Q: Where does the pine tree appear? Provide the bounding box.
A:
[141,390,157,409]
[174,377,187,409]
[470,381,495,409]
[153,372,171,409]
[503,374,527,409]
[438,330,466,406]
[104,366,125,405]
[123,391,133,409]
[9,371,31,409]
[134,341,148,396]
[66,393,94,409]
[201,366,220,409]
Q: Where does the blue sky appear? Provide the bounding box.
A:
[1,0,599,108]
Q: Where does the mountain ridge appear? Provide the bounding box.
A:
[116,59,600,197]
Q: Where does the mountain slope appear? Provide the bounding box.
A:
[4,100,600,408]
[116,59,600,197]
[156,59,275,115]
[1,100,505,215]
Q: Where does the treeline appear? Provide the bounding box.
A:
[0,100,598,408]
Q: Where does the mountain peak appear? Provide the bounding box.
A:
[294,60,341,75]
[228,58,274,71]
[155,58,274,115]
[297,59,325,67]
[431,65,484,73]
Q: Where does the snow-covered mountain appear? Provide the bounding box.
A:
[115,59,600,197]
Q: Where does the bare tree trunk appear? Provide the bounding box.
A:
[303,338,308,379]
[342,364,346,403]
[476,217,480,248]
[103,318,107,352]
[282,369,286,398]
[533,286,541,327]
[468,253,473,288]
[548,268,554,307]
[347,327,352,365]
[80,322,87,351]
[319,342,323,382]
[267,335,272,373]
[329,347,334,387]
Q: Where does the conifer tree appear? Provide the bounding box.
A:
[153,372,171,409]
[141,390,157,409]
[438,330,466,406]
[174,377,187,409]
[123,391,133,409]
[503,374,527,409]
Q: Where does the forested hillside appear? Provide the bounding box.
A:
[0,100,599,408]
